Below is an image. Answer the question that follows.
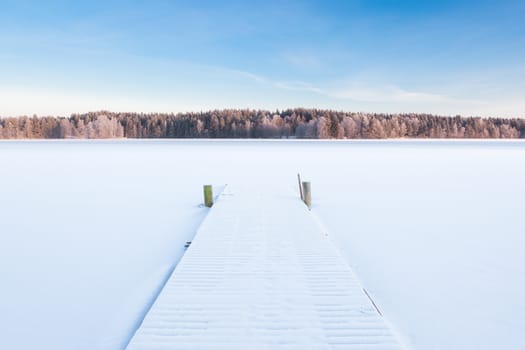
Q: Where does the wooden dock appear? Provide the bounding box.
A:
[126,185,404,349]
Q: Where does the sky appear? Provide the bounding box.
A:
[0,0,524,117]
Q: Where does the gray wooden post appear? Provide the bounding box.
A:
[302,181,311,209]
[203,185,213,207]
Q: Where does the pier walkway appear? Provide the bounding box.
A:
[126,185,404,349]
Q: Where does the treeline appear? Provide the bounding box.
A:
[1,109,524,139]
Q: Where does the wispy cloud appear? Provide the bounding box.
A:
[216,65,452,105]
[328,84,449,103]
[273,81,323,94]
[221,68,268,84]
[209,65,323,93]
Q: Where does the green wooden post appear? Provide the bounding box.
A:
[203,185,213,207]
[302,181,311,209]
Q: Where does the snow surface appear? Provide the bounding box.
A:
[0,140,524,350]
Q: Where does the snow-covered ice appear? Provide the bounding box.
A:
[0,140,524,350]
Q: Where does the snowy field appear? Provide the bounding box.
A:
[0,140,524,350]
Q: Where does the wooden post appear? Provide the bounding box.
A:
[203,185,213,207]
[297,173,304,201]
[302,181,311,209]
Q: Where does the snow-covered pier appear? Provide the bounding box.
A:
[126,185,404,349]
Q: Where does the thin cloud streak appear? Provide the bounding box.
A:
[221,68,268,84]
[273,81,323,94]
[256,71,450,104]
[329,85,450,103]
[217,65,451,104]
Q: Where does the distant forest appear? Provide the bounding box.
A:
[1,109,524,139]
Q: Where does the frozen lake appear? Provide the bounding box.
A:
[0,140,524,350]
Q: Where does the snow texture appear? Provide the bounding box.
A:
[0,140,524,350]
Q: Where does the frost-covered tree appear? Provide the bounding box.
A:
[0,109,523,139]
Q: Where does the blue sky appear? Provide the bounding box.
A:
[1,0,524,117]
